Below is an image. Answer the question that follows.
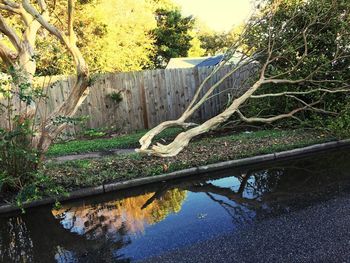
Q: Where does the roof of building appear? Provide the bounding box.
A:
[196,55,224,67]
[166,55,224,69]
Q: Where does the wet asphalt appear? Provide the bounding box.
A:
[139,194,350,263]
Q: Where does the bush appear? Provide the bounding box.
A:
[328,102,350,138]
[0,69,41,194]
[0,118,39,193]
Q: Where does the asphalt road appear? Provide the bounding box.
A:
[139,194,350,263]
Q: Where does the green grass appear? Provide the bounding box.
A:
[3,128,337,206]
[43,128,336,191]
[48,127,299,157]
[47,127,182,157]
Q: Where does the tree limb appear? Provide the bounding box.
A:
[0,41,17,66]
[236,107,306,124]
[251,88,350,99]
[0,14,21,51]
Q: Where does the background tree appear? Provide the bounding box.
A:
[197,27,243,56]
[5,0,197,74]
[150,7,195,68]
[35,0,157,75]
[188,33,206,57]
[137,0,350,157]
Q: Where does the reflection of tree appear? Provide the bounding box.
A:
[0,210,97,263]
[0,217,34,263]
[205,192,255,224]
[140,173,261,224]
[52,189,187,239]
[1,150,350,262]
[250,152,350,208]
[141,151,350,222]
[0,189,187,263]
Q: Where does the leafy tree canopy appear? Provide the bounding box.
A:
[241,0,350,130]
[35,0,157,75]
[150,7,195,68]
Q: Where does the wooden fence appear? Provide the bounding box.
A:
[2,65,254,136]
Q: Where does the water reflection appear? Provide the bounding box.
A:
[52,189,187,239]
[0,217,34,262]
[1,149,350,262]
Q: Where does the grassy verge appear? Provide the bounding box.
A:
[43,129,335,193]
[47,128,183,157]
[0,128,339,206]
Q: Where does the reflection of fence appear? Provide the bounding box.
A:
[1,65,254,135]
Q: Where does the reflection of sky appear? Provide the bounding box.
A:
[59,213,86,236]
[55,246,77,263]
[54,175,257,261]
[120,191,248,260]
[210,174,242,189]
[209,175,260,199]
[53,176,255,262]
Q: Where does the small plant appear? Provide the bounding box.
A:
[53,115,89,126]
[0,71,42,193]
[87,73,101,86]
[328,102,350,138]
[107,91,123,104]
[15,171,67,210]
[83,128,107,138]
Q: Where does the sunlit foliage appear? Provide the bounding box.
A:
[52,189,187,239]
[35,0,157,75]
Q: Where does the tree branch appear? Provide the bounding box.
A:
[0,41,17,66]
[251,88,350,99]
[22,0,85,71]
[0,3,20,13]
[236,107,306,124]
[0,14,21,51]
[67,0,76,44]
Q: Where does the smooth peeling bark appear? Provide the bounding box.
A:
[0,0,90,158]
[141,80,264,157]
[19,0,90,155]
[138,60,256,151]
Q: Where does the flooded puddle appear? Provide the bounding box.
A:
[1,148,350,262]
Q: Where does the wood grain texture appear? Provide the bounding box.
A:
[0,66,252,137]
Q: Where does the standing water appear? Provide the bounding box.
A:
[1,148,350,262]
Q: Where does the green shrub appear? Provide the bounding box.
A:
[0,118,39,193]
[328,102,350,138]
[15,172,67,208]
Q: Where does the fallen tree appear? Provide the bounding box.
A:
[138,0,350,157]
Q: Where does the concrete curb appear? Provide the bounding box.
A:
[1,139,349,214]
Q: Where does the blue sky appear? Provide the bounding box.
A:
[173,0,255,32]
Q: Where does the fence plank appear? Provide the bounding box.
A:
[0,65,252,137]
